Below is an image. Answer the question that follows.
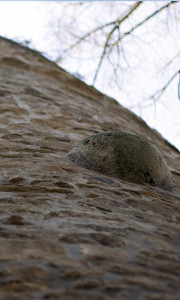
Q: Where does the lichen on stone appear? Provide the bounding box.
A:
[68,131,173,191]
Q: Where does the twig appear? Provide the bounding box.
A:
[149,69,180,102]
[111,1,177,47]
[93,1,142,84]
[61,2,142,57]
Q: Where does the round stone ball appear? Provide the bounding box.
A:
[68,131,173,191]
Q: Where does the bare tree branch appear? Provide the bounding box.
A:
[149,69,180,102]
[111,1,177,47]
[58,1,142,59]
[93,1,177,84]
[54,0,178,105]
[93,1,143,84]
[164,51,180,68]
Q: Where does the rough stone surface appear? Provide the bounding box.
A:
[68,131,173,191]
[0,36,180,300]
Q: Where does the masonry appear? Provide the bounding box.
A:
[0,36,179,299]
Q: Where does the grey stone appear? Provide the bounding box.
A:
[68,131,173,191]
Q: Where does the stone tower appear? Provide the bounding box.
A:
[0,36,179,299]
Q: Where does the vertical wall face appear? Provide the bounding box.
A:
[0,37,180,299]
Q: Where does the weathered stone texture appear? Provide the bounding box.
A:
[0,36,180,299]
[68,131,173,191]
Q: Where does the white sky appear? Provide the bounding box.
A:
[0,1,179,150]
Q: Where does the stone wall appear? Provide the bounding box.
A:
[0,36,179,299]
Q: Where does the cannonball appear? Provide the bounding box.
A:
[68,131,173,191]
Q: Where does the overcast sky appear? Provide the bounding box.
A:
[0,1,179,150]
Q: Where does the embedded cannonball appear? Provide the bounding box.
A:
[68,131,173,191]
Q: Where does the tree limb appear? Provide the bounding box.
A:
[111,1,177,47]
[60,2,142,57]
[93,1,142,84]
